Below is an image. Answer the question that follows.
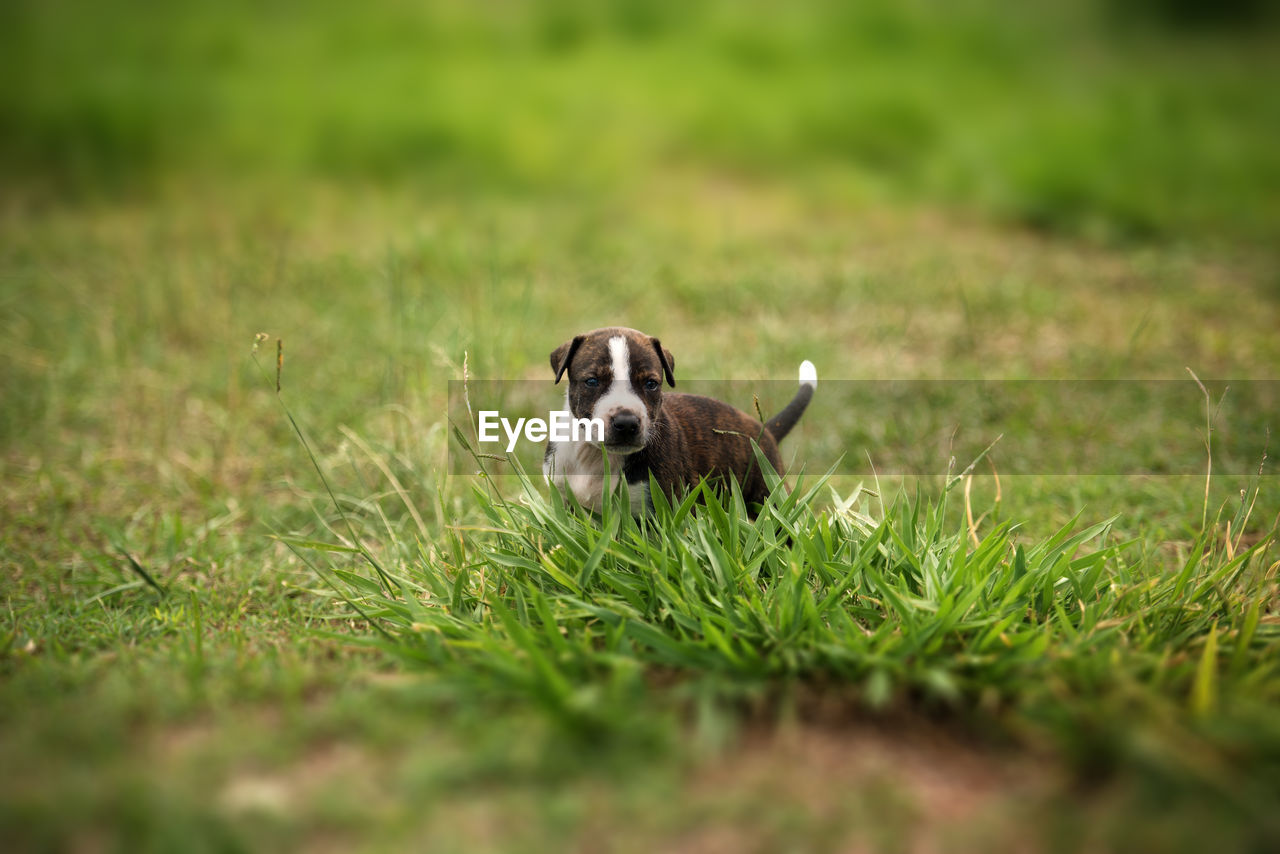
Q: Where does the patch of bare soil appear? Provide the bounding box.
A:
[667,717,1055,854]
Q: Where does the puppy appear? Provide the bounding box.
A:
[543,326,816,514]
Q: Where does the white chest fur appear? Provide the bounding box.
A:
[543,438,648,515]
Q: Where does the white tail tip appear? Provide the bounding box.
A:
[798,360,817,388]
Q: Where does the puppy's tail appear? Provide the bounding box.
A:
[764,360,817,442]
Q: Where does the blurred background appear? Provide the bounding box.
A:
[4,0,1277,507]
[2,0,1278,245]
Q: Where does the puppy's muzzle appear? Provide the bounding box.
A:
[605,411,643,450]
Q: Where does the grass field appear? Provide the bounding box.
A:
[3,1,1280,852]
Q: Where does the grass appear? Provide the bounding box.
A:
[2,182,1278,851]
[3,0,1280,851]
[322,432,1277,728]
[3,178,1278,851]
[278,408,1280,849]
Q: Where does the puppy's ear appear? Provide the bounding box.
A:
[550,336,585,384]
[650,337,676,387]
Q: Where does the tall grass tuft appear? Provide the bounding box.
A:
[291,416,1279,779]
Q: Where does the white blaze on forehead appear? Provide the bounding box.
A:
[609,336,630,386]
[590,335,648,430]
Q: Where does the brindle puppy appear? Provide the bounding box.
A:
[542,326,816,514]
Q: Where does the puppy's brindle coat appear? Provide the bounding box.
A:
[543,327,816,514]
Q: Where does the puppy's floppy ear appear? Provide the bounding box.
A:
[550,336,585,384]
[650,337,676,387]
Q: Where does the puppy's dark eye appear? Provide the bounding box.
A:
[584,377,599,388]
[644,379,660,391]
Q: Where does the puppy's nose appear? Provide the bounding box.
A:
[611,413,641,440]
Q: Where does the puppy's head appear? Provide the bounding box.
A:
[550,327,675,454]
